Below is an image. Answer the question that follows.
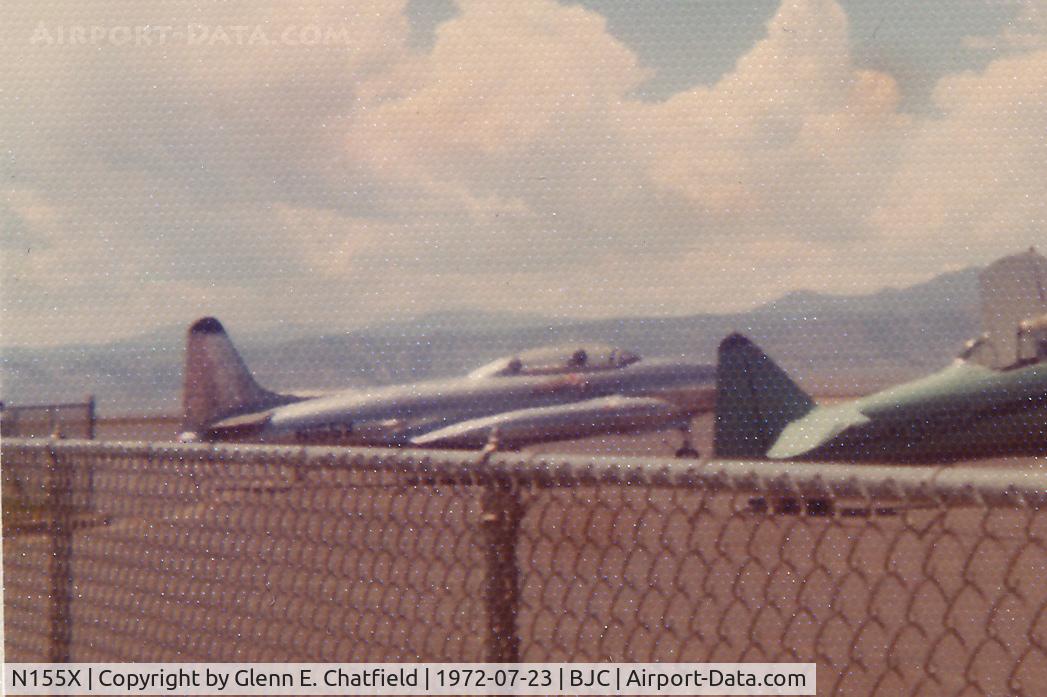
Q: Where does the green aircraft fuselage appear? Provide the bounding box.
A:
[774,361,1047,462]
[714,334,1047,463]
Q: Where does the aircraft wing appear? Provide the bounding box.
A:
[410,396,690,449]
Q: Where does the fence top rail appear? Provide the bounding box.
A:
[2,438,1044,507]
[1,402,93,412]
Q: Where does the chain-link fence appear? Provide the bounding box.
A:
[0,399,96,439]
[3,438,1047,695]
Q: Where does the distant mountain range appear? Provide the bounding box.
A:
[1,266,982,416]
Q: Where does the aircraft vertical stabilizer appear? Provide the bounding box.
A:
[714,333,816,457]
[182,317,292,433]
[979,248,1047,366]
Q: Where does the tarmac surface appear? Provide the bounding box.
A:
[89,411,1047,469]
[5,411,1045,695]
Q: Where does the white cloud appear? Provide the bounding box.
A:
[637,0,910,238]
[342,0,919,297]
[2,0,1045,346]
[870,48,1047,268]
[275,204,390,277]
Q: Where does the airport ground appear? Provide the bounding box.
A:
[5,403,1045,693]
[5,422,1045,695]
[88,410,1044,469]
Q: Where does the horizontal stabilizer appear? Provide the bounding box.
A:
[767,405,870,459]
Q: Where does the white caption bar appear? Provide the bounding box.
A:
[5,663,815,695]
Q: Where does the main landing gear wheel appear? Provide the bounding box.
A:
[675,425,700,459]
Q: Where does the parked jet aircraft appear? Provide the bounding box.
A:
[715,249,1047,462]
[180,318,715,453]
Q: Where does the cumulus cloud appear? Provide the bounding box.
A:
[870,48,1047,268]
[2,0,1045,346]
[637,0,910,240]
[344,0,918,294]
[1,0,413,342]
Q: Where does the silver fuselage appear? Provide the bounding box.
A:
[231,360,714,444]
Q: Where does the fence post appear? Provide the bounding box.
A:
[47,439,74,662]
[481,475,523,663]
[85,395,96,440]
[83,395,96,510]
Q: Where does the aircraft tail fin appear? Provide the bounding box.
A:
[182,317,292,433]
[714,333,816,457]
[979,247,1047,366]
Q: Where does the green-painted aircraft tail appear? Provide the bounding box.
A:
[714,333,816,458]
[715,248,1047,463]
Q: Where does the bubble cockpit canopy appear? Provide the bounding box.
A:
[469,344,641,378]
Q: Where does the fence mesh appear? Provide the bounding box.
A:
[3,439,1047,696]
[0,400,95,439]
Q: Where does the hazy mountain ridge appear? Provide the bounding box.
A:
[755,267,981,316]
[1,268,982,415]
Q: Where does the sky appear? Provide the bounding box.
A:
[1,0,1045,346]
